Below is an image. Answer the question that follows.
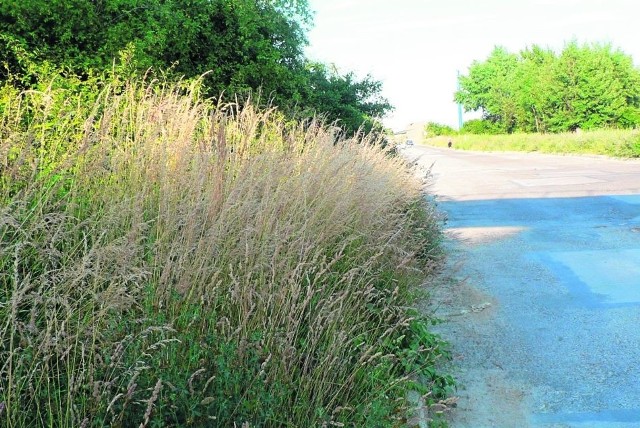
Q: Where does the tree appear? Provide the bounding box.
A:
[0,0,391,136]
[513,45,558,132]
[551,42,640,131]
[302,63,392,135]
[455,42,640,133]
[455,47,519,132]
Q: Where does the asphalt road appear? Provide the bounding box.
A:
[403,145,640,428]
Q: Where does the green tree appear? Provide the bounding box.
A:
[455,47,519,132]
[302,63,392,135]
[0,0,391,136]
[455,42,640,133]
[513,45,558,132]
[0,0,307,98]
[550,42,640,131]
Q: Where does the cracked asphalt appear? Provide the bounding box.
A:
[404,145,640,428]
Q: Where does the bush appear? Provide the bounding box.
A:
[425,121,457,137]
[460,119,504,135]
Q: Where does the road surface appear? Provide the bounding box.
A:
[404,146,640,428]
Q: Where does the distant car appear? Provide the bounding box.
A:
[406,139,414,146]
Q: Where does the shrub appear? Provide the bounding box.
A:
[460,119,504,135]
[425,122,457,137]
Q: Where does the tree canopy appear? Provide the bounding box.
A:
[455,42,640,133]
[0,0,391,135]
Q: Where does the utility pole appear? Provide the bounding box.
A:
[457,70,464,130]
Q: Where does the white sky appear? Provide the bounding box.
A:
[304,0,640,131]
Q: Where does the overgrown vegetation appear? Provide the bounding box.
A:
[424,122,457,137]
[456,42,640,133]
[0,0,391,136]
[425,129,640,157]
[459,119,504,135]
[0,73,453,426]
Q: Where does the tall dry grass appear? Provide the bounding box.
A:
[0,76,448,427]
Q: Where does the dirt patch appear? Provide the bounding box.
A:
[452,369,529,428]
[426,260,498,322]
[425,262,530,427]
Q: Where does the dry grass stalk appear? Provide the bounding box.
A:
[0,75,444,426]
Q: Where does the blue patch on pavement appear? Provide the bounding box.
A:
[533,250,640,308]
[439,194,640,229]
[440,194,640,309]
[532,408,640,425]
[609,194,640,205]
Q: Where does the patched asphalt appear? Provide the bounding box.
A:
[405,146,640,427]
